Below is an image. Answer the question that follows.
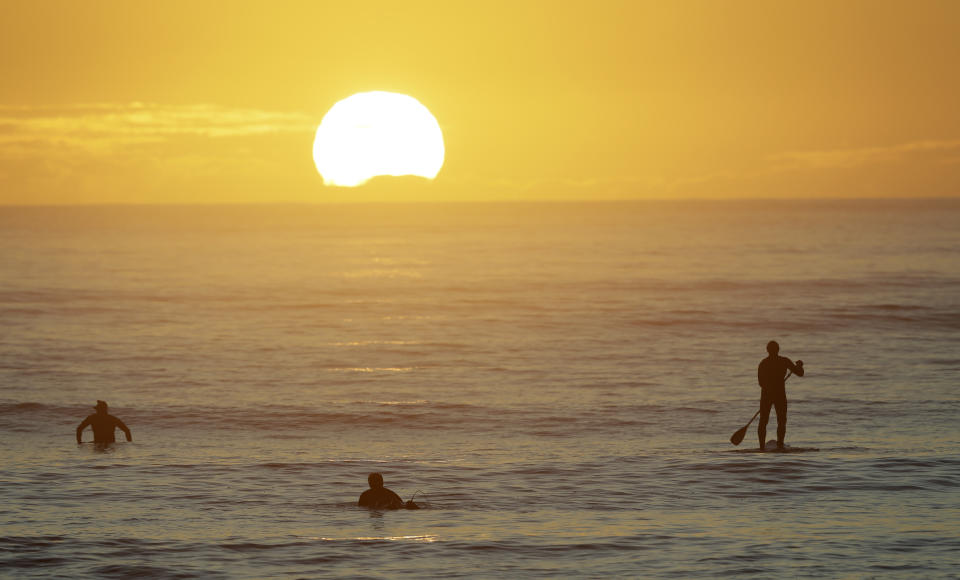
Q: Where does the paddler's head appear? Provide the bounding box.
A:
[766,341,780,356]
[368,472,384,489]
[94,400,109,414]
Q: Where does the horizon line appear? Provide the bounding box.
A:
[2,195,960,209]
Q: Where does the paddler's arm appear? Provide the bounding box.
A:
[114,417,132,442]
[788,359,804,377]
[358,490,372,507]
[76,417,91,444]
[389,490,405,509]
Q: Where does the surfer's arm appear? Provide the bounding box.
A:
[114,417,132,441]
[76,417,91,443]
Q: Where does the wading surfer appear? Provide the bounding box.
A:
[76,400,132,444]
[758,341,803,450]
[358,473,419,509]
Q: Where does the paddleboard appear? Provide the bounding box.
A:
[730,440,819,453]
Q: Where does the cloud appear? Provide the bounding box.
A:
[0,102,316,156]
[768,139,960,171]
[4,101,959,203]
[497,139,960,201]
[0,103,321,204]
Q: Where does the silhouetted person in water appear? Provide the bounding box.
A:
[76,400,132,444]
[758,341,803,450]
[358,473,408,509]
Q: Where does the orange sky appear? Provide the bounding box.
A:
[2,0,959,204]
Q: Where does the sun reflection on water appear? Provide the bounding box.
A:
[312,535,438,543]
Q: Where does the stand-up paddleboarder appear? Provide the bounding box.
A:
[758,341,804,450]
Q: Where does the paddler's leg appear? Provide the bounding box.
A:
[758,391,772,450]
[774,395,787,449]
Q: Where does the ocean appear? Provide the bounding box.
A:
[1,199,958,578]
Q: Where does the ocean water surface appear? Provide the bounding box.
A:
[1,200,958,577]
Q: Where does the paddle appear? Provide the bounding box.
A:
[729,371,792,446]
[405,489,423,509]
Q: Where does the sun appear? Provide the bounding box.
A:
[312,91,445,187]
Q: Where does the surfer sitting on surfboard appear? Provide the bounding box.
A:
[358,473,419,509]
[76,400,132,444]
[757,341,803,450]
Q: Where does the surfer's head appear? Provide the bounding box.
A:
[94,400,109,414]
[766,341,779,356]
[368,472,384,489]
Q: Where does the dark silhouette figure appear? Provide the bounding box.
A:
[757,341,803,450]
[358,473,418,509]
[76,400,132,444]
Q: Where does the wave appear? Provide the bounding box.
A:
[0,399,730,436]
[621,304,960,332]
[565,273,960,295]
